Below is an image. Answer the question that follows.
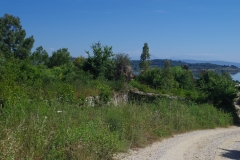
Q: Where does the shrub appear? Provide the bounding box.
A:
[138,68,162,89]
[84,42,115,80]
[97,82,111,104]
[197,71,237,107]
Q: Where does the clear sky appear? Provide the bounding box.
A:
[1,0,239,62]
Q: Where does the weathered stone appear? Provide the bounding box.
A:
[82,89,181,107]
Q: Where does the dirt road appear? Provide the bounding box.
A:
[116,126,240,160]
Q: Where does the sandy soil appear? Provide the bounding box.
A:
[115,126,240,160]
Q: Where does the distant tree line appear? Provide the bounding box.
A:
[132,59,240,72]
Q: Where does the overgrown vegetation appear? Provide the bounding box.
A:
[0,98,233,159]
[0,14,238,159]
[136,61,237,110]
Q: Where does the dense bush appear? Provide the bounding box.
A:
[73,56,85,69]
[197,71,237,107]
[134,64,237,110]
[172,66,195,90]
[113,53,133,81]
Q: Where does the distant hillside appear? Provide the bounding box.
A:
[131,59,240,73]
[180,59,240,68]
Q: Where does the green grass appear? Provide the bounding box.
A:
[0,96,233,159]
[0,95,232,159]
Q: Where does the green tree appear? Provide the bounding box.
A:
[172,66,194,90]
[30,46,49,65]
[197,71,237,106]
[0,51,6,75]
[0,14,34,60]
[221,71,232,81]
[113,53,133,81]
[84,42,115,79]
[73,56,85,69]
[138,68,162,89]
[139,43,151,71]
[48,48,71,68]
[161,60,174,90]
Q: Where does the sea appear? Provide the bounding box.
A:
[231,72,240,82]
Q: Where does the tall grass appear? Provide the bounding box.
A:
[0,96,233,159]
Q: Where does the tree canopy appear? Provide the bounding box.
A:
[30,46,49,65]
[113,53,133,81]
[0,14,34,60]
[84,42,115,79]
[48,48,71,68]
[197,71,237,106]
[139,43,151,71]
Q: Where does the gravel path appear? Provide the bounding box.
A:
[115,126,240,160]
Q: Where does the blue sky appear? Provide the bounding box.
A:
[1,0,240,62]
